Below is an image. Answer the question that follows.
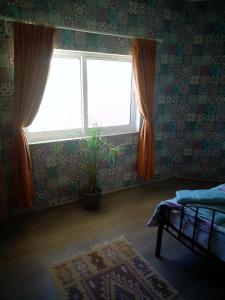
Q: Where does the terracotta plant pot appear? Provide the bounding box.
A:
[81,187,102,210]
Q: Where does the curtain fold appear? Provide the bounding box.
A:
[132,39,157,180]
[12,22,55,208]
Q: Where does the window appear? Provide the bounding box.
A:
[27,49,139,143]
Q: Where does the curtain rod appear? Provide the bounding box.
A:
[0,15,163,44]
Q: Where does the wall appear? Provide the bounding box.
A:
[0,0,186,216]
[0,22,14,216]
[173,1,225,180]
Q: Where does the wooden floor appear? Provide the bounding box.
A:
[0,178,224,300]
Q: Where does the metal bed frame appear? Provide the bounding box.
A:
[155,204,225,265]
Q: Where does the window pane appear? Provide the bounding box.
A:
[29,56,82,132]
[87,60,132,127]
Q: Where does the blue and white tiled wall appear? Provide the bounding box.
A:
[1,0,225,216]
[0,0,181,215]
[30,134,139,210]
[173,1,225,180]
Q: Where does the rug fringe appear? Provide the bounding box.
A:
[86,234,126,250]
[45,234,127,266]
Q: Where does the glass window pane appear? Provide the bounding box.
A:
[87,59,132,127]
[29,56,82,132]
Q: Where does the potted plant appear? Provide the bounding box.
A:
[79,126,123,210]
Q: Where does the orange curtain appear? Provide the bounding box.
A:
[132,39,157,180]
[12,23,55,208]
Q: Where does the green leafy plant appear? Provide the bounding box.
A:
[80,127,124,193]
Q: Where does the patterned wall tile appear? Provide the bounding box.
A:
[173,1,225,180]
[2,0,225,215]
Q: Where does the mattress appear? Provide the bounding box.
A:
[165,206,225,262]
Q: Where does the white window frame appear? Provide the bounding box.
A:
[26,49,139,144]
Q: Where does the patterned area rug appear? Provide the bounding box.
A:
[47,238,181,300]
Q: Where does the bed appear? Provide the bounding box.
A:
[148,184,225,264]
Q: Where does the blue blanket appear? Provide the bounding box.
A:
[176,188,225,205]
[148,184,225,229]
